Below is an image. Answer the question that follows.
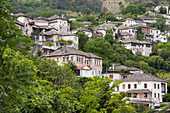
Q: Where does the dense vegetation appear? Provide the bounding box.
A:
[9,0,103,18]
[0,0,136,112]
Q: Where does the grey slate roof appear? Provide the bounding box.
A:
[15,12,32,19]
[72,27,91,32]
[122,38,152,44]
[35,17,49,21]
[42,47,103,59]
[121,32,132,36]
[42,30,76,36]
[94,23,116,31]
[124,73,167,83]
[126,89,152,93]
[115,65,140,71]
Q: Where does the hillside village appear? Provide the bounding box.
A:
[12,3,170,111]
[0,0,170,112]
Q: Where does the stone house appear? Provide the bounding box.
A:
[122,38,152,56]
[41,47,103,77]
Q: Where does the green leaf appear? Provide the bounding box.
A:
[16,73,33,78]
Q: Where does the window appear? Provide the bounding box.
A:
[67,57,69,61]
[158,93,160,98]
[74,37,77,41]
[81,58,83,63]
[128,93,131,97]
[158,84,159,89]
[63,57,65,62]
[154,84,156,89]
[92,71,94,75]
[109,75,113,79]
[129,30,130,33]
[56,58,59,62]
[85,60,86,64]
[71,57,73,61]
[128,84,131,89]
[95,60,96,65]
[87,60,89,64]
[99,71,100,75]
[144,83,147,88]
[154,93,156,98]
[134,84,137,89]
[77,57,78,62]
[144,93,147,98]
[122,84,125,89]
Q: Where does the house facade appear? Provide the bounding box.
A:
[48,14,70,33]
[114,72,167,107]
[122,38,152,56]
[42,47,103,77]
[93,23,117,38]
[118,26,137,38]
[37,29,78,51]
[123,18,146,27]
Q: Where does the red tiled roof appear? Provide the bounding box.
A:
[77,65,92,69]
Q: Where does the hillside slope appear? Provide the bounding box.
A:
[10,0,170,18]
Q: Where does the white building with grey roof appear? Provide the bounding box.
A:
[41,47,103,77]
[122,38,152,56]
[114,72,167,107]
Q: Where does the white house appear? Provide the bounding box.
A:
[122,38,152,56]
[15,12,33,24]
[72,27,92,38]
[165,19,170,26]
[77,65,96,77]
[93,23,117,38]
[41,47,103,77]
[123,18,146,27]
[114,72,167,107]
[156,34,168,44]
[166,31,170,36]
[37,29,79,50]
[115,14,124,20]
[118,25,137,38]
[48,14,70,33]
[142,17,157,23]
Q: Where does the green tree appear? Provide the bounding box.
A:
[76,30,89,51]
[104,33,115,45]
[159,7,167,14]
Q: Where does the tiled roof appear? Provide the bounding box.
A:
[32,19,48,23]
[15,12,32,19]
[15,21,24,26]
[35,17,49,21]
[115,14,124,17]
[122,38,152,44]
[72,27,91,32]
[126,89,152,93]
[126,18,135,21]
[121,32,132,36]
[48,14,68,21]
[94,23,116,30]
[42,30,76,36]
[42,47,103,59]
[115,65,140,71]
[124,72,167,82]
[77,65,92,69]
